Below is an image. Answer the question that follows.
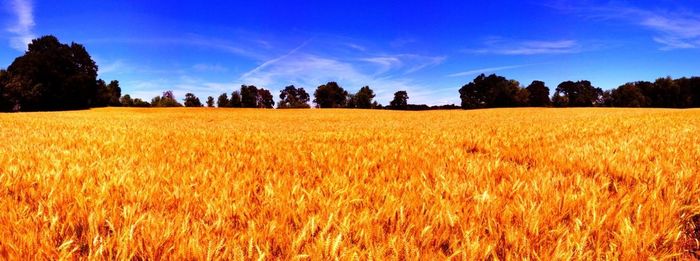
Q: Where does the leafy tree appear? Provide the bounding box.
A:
[514,87,530,107]
[256,88,275,108]
[555,80,602,107]
[230,91,242,107]
[525,80,550,106]
[314,82,348,108]
[459,74,522,109]
[132,98,150,107]
[183,93,203,107]
[354,86,376,109]
[551,91,568,107]
[278,85,310,108]
[611,82,648,107]
[240,85,259,108]
[3,35,98,111]
[206,96,215,107]
[390,90,409,110]
[152,91,182,107]
[346,93,357,108]
[120,94,134,107]
[217,93,229,107]
[106,80,121,106]
[0,69,9,111]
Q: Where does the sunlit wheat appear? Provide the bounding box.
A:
[0,107,698,259]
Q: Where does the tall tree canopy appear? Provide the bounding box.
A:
[240,85,259,108]
[554,80,602,107]
[278,85,310,108]
[459,74,525,109]
[354,86,376,109]
[256,88,275,108]
[525,80,550,107]
[390,90,409,110]
[183,93,203,107]
[217,93,229,108]
[3,35,98,111]
[230,91,242,107]
[314,82,348,108]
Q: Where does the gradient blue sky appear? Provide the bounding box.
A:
[2,0,700,105]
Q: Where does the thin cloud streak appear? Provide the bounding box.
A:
[466,38,581,55]
[6,0,35,51]
[549,1,700,50]
[448,64,531,77]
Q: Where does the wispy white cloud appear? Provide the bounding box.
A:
[359,54,445,75]
[192,63,228,73]
[447,64,531,77]
[5,0,35,51]
[549,1,700,50]
[239,51,447,105]
[466,38,581,55]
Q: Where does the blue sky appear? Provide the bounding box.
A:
[2,0,700,105]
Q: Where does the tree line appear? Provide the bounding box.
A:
[2,35,700,112]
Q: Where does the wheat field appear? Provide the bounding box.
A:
[0,108,698,260]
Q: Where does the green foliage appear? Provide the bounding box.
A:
[390,91,409,110]
[278,85,310,108]
[3,35,98,111]
[230,91,242,107]
[354,86,376,109]
[526,80,550,107]
[459,74,526,109]
[206,96,215,107]
[240,85,259,108]
[314,82,348,108]
[183,93,203,107]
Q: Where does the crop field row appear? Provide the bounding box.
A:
[0,108,699,259]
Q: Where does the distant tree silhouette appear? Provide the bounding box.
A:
[132,98,150,107]
[151,91,182,107]
[256,88,275,108]
[390,90,409,110]
[526,80,550,106]
[120,94,134,107]
[354,86,376,109]
[230,91,242,107]
[95,79,122,107]
[551,91,568,107]
[611,82,648,107]
[459,74,524,109]
[555,80,602,107]
[206,96,214,107]
[0,69,8,111]
[3,35,98,111]
[278,85,310,108]
[240,85,259,108]
[314,82,348,108]
[183,93,203,107]
[217,93,229,107]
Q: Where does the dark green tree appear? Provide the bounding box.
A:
[4,35,98,111]
[240,85,259,108]
[256,88,275,108]
[152,91,182,107]
[206,96,215,107]
[611,82,648,107]
[278,85,310,108]
[120,94,134,107]
[313,82,348,108]
[389,90,409,110]
[555,80,602,107]
[354,86,376,109]
[525,80,550,106]
[459,74,522,109]
[230,91,242,107]
[217,93,229,107]
[183,93,203,107]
